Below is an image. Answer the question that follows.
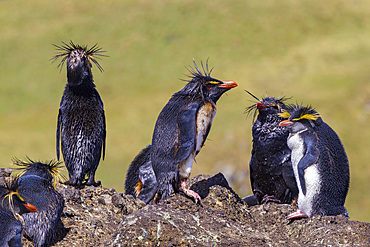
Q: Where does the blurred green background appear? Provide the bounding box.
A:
[0,0,369,222]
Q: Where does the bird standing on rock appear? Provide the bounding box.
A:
[279,104,350,219]
[0,178,37,247]
[125,60,237,203]
[13,158,65,247]
[244,92,298,205]
[53,41,107,187]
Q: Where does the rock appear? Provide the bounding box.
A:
[20,173,370,246]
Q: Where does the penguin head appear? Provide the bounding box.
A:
[0,177,37,215]
[179,60,237,103]
[52,41,106,85]
[278,104,321,133]
[12,157,64,189]
[245,91,290,121]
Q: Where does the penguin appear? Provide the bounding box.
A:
[53,41,107,187]
[279,104,350,219]
[13,158,65,246]
[244,91,298,205]
[127,60,237,203]
[0,178,37,247]
[124,145,158,204]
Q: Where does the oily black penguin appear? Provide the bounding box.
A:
[53,41,107,187]
[0,178,37,247]
[279,105,350,219]
[244,92,298,205]
[13,158,65,247]
[129,60,237,203]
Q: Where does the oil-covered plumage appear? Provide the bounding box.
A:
[245,92,298,205]
[13,158,65,246]
[279,105,350,219]
[53,41,107,187]
[0,177,37,247]
[127,61,237,203]
[124,145,157,204]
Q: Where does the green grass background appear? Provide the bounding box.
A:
[0,0,369,222]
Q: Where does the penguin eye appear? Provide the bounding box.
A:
[207,87,211,90]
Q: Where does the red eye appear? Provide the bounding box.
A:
[207,87,211,90]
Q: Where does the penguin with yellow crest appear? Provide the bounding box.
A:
[279,104,350,219]
[0,177,37,247]
[13,158,65,246]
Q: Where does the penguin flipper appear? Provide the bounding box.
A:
[174,104,198,163]
[56,109,62,160]
[137,161,157,204]
[298,132,319,195]
[102,110,106,160]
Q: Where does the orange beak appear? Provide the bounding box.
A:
[279,119,293,127]
[24,202,37,213]
[219,81,238,89]
[257,103,267,109]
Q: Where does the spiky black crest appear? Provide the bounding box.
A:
[185,59,214,82]
[245,91,290,121]
[12,157,65,188]
[51,40,107,72]
[180,59,224,102]
[280,103,320,121]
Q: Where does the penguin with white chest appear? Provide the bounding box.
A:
[279,105,350,219]
[125,61,237,203]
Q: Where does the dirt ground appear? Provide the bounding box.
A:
[20,173,369,246]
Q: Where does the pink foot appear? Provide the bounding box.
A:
[181,179,201,203]
[287,209,308,219]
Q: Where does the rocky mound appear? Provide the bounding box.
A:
[20,173,369,246]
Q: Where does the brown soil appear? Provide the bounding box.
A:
[21,173,369,246]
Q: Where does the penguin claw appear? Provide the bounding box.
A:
[180,179,202,204]
[287,209,308,219]
[261,195,281,204]
[86,180,101,187]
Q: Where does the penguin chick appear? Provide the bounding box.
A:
[124,145,158,204]
[245,91,298,205]
[0,178,37,247]
[53,41,107,187]
[145,60,237,203]
[279,105,350,219]
[13,158,65,247]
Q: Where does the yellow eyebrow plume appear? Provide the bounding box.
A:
[278,110,291,119]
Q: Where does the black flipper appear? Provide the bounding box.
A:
[102,110,106,160]
[56,109,62,160]
[298,131,319,195]
[137,161,157,204]
[174,104,198,163]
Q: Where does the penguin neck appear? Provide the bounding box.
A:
[253,113,288,139]
[66,77,96,96]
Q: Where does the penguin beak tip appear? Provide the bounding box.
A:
[24,203,37,213]
[279,120,293,127]
[220,81,238,89]
[257,103,267,109]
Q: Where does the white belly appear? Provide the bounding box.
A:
[179,103,216,179]
[288,131,321,217]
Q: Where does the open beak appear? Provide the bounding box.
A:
[279,120,293,127]
[24,202,37,213]
[256,103,267,109]
[219,81,238,89]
